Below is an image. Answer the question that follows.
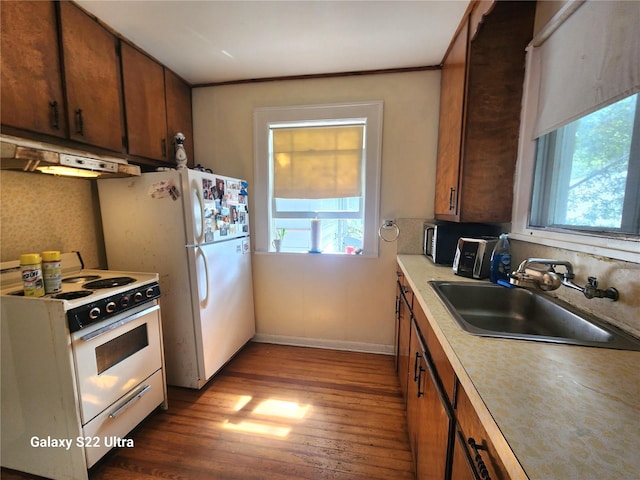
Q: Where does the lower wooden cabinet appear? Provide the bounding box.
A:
[395,269,510,480]
[396,269,413,402]
[407,318,453,480]
[452,382,509,480]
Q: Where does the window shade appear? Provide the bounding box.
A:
[272,125,364,199]
[532,0,640,138]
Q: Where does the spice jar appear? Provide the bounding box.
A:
[20,253,45,297]
[42,250,62,294]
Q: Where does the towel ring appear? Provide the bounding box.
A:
[378,221,400,242]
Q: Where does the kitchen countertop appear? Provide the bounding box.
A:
[397,254,640,480]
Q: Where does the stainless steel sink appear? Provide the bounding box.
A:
[429,281,640,350]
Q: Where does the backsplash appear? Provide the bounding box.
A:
[395,218,639,339]
[510,240,640,339]
[0,171,105,268]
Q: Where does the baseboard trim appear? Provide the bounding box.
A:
[252,333,395,356]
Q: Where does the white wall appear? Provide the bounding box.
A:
[192,71,440,353]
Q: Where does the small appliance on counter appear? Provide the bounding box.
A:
[423,221,500,265]
[452,237,499,279]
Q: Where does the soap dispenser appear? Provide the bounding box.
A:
[490,234,511,284]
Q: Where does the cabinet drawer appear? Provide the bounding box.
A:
[82,369,165,468]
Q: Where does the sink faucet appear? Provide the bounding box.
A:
[509,258,619,301]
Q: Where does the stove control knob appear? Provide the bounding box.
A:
[89,307,101,320]
[106,301,116,313]
[121,296,130,307]
[146,287,155,298]
[134,292,144,302]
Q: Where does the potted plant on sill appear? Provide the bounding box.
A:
[272,228,286,252]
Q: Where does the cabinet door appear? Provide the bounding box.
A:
[1,1,66,138]
[165,68,194,166]
[450,429,479,480]
[416,380,450,480]
[121,42,168,161]
[406,324,425,471]
[59,1,124,152]
[396,280,412,402]
[434,17,468,220]
[409,320,452,480]
[454,382,509,480]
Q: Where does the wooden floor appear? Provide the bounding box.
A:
[2,342,414,480]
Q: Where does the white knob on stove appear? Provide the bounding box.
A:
[89,307,101,320]
[106,301,116,313]
[134,292,143,302]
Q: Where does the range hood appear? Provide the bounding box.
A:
[0,135,140,178]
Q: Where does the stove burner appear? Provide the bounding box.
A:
[53,290,93,300]
[82,277,136,289]
[63,275,102,283]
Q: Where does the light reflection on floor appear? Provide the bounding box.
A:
[222,395,312,438]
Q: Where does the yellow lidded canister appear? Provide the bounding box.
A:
[42,250,62,294]
[20,253,45,297]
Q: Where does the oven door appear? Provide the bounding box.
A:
[72,302,163,425]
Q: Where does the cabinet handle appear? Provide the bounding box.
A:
[161,138,167,157]
[413,351,422,381]
[449,187,456,211]
[49,101,59,129]
[468,437,492,480]
[416,364,426,397]
[75,108,84,136]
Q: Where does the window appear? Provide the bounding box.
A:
[511,0,640,262]
[254,102,383,255]
[531,94,639,234]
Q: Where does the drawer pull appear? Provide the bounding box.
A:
[109,384,151,419]
[468,437,492,480]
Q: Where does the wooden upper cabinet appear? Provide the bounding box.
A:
[435,16,469,219]
[434,1,535,223]
[121,43,169,162]
[59,1,124,152]
[165,68,194,166]
[0,1,67,138]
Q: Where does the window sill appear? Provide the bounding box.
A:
[254,250,376,258]
[509,230,640,263]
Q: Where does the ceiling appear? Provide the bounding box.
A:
[75,0,470,85]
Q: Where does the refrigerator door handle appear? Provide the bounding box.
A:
[191,179,206,244]
[196,246,210,307]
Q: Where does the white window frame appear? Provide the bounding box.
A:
[511,3,640,263]
[253,101,383,256]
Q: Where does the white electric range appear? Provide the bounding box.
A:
[1,252,168,480]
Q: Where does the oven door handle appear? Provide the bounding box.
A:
[80,305,159,342]
[108,383,152,419]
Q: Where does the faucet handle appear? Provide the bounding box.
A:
[587,277,598,287]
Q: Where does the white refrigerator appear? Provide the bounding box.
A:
[98,170,255,389]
